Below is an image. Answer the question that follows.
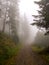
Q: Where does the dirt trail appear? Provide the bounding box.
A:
[15,45,49,65]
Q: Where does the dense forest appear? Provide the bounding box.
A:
[0,0,49,65]
[0,0,20,65]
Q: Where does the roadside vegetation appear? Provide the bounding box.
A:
[0,32,21,65]
[32,45,49,62]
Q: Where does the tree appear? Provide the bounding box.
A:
[31,0,49,35]
[2,1,9,32]
[0,0,2,18]
[6,0,19,42]
[0,0,11,32]
[8,4,19,42]
[0,0,19,42]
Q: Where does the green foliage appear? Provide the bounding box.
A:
[42,55,49,62]
[0,32,20,65]
[32,45,49,62]
[39,47,49,62]
[31,0,49,35]
[32,45,44,53]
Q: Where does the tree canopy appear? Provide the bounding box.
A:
[31,0,49,35]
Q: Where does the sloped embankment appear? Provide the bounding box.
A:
[0,32,20,65]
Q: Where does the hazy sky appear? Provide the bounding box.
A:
[19,0,40,43]
[19,0,40,23]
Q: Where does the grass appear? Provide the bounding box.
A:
[41,55,49,62]
[0,45,20,65]
[32,45,49,62]
[32,45,45,53]
[0,32,21,65]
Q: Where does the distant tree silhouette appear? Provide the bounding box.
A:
[0,0,19,43]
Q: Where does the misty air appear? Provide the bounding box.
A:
[0,0,49,65]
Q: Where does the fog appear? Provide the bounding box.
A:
[1,0,49,64]
[0,0,41,44]
[33,30,49,47]
[18,0,40,44]
[18,0,49,45]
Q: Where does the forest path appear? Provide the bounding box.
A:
[15,45,49,65]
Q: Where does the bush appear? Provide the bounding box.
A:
[0,32,20,65]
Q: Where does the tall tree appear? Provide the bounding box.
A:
[0,0,19,42]
[6,0,19,42]
[0,0,11,32]
[31,0,49,35]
